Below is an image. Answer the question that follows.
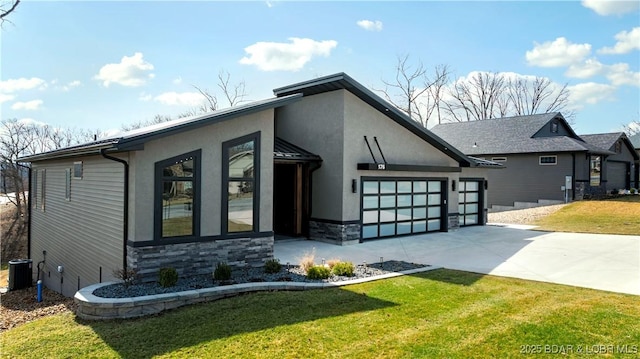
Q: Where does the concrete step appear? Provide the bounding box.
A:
[489,199,566,213]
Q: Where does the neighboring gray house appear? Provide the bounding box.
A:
[19,73,496,296]
[431,113,638,209]
[581,133,639,191]
[631,133,640,169]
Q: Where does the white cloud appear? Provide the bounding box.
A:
[239,37,338,71]
[566,82,616,109]
[0,94,15,104]
[526,37,591,67]
[605,63,640,86]
[61,80,82,92]
[94,52,155,87]
[11,99,44,110]
[138,92,153,101]
[172,76,183,85]
[357,20,383,32]
[566,59,605,78]
[598,27,640,54]
[0,77,46,93]
[153,92,203,106]
[582,0,640,15]
[17,118,47,127]
[565,59,640,87]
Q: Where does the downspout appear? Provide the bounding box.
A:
[100,150,129,272]
[571,153,576,200]
[22,164,33,260]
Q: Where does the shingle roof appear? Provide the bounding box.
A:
[580,133,622,151]
[581,132,639,160]
[430,113,612,156]
[19,94,302,162]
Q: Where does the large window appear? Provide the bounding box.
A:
[155,150,201,239]
[590,156,601,186]
[223,133,260,234]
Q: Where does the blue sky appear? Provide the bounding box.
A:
[1,1,638,136]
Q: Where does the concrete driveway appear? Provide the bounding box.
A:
[274,225,640,295]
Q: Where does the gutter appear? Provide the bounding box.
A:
[100,150,129,272]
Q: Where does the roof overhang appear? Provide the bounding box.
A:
[274,73,472,168]
[18,94,303,163]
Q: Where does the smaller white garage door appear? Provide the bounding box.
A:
[458,180,482,226]
[362,179,445,240]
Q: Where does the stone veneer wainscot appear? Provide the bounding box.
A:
[127,236,274,282]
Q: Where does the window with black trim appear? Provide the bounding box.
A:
[32,169,37,209]
[65,168,71,201]
[155,150,201,239]
[615,141,622,153]
[539,155,557,165]
[40,169,46,211]
[590,155,601,186]
[223,132,260,234]
[73,161,83,179]
[491,157,507,162]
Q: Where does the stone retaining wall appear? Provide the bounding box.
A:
[75,266,439,320]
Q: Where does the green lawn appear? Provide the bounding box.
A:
[2,269,638,358]
[533,196,640,235]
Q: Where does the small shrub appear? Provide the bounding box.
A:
[332,261,355,277]
[158,267,178,288]
[112,267,138,288]
[631,188,637,194]
[213,262,232,281]
[306,265,331,280]
[264,258,282,274]
[326,258,341,269]
[299,249,316,274]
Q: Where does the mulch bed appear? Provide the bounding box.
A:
[1,286,76,332]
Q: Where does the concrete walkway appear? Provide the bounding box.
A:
[274,225,640,295]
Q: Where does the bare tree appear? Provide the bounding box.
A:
[377,54,450,127]
[121,114,174,132]
[507,76,574,120]
[0,0,19,26]
[1,118,101,261]
[622,118,640,136]
[124,70,249,127]
[443,72,507,122]
[439,72,574,123]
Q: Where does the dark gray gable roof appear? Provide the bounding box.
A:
[430,113,612,156]
[273,72,473,167]
[581,132,640,160]
[19,94,302,162]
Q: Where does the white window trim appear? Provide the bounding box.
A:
[539,155,557,165]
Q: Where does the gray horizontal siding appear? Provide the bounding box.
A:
[31,155,124,296]
[486,153,573,207]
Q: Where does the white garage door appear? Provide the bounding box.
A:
[608,162,628,190]
[362,179,445,240]
[459,180,482,226]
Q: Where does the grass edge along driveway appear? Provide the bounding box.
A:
[2,269,639,358]
[533,196,640,235]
